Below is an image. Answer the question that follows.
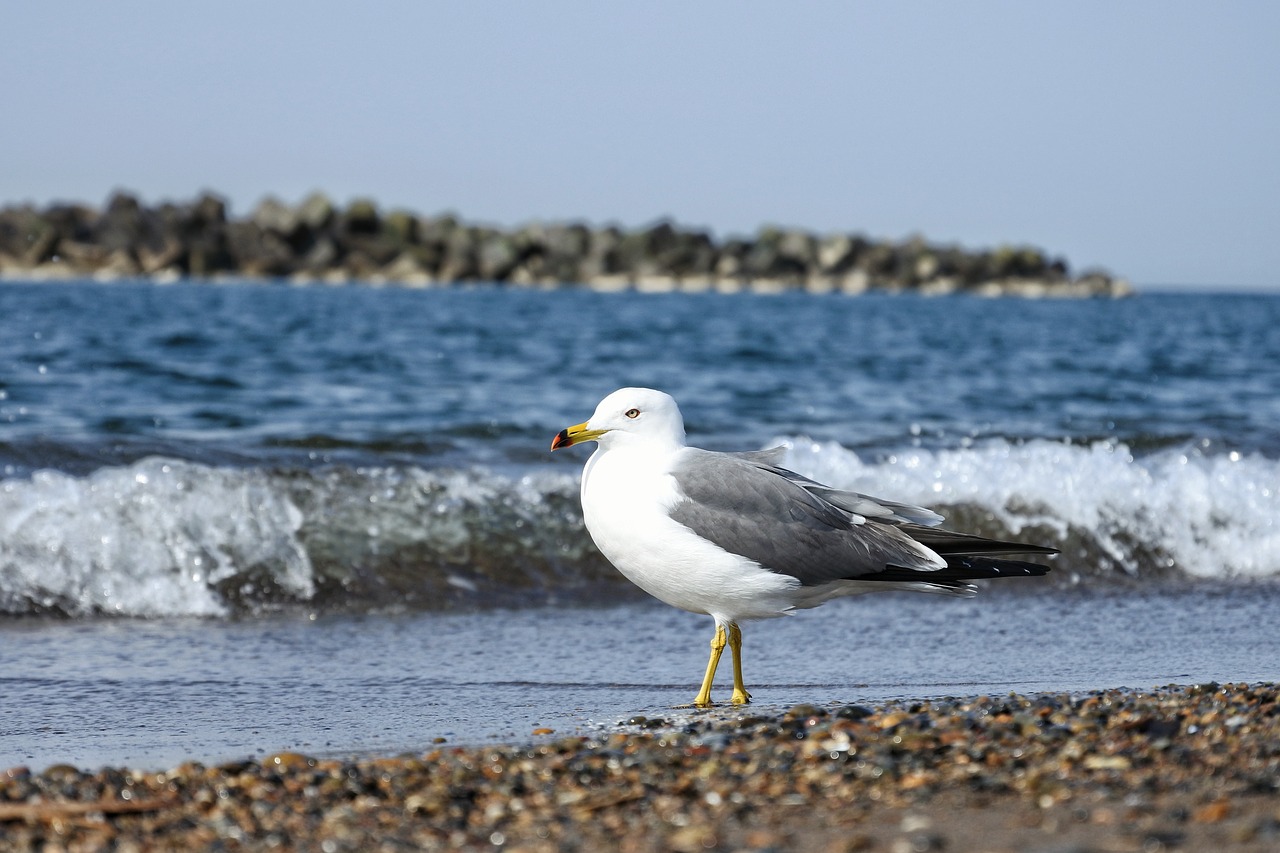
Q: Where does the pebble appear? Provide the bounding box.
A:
[1,682,1277,851]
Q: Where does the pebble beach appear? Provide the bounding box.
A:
[3,682,1278,852]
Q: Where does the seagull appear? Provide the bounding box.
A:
[551,387,1055,707]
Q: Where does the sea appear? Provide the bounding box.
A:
[1,280,1278,771]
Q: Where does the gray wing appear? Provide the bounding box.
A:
[727,445,947,525]
[726,448,944,526]
[668,448,946,586]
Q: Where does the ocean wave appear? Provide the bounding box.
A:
[0,459,605,618]
[1,440,1276,618]
[780,437,1280,582]
[0,461,314,617]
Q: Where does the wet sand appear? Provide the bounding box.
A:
[3,682,1278,852]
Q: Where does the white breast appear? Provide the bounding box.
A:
[581,445,798,621]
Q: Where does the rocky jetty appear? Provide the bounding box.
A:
[0,191,1132,297]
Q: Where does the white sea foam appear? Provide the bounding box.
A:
[778,438,1280,579]
[1,443,1276,618]
[0,458,313,617]
[0,458,588,618]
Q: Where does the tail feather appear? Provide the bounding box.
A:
[905,525,1059,558]
[864,554,1052,585]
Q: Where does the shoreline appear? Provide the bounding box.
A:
[0,191,1132,298]
[4,682,1277,851]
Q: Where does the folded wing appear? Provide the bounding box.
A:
[670,448,1055,590]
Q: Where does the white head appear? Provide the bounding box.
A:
[551,387,687,452]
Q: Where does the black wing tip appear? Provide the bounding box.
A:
[862,556,1053,585]
[952,556,1053,578]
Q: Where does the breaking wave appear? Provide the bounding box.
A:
[1,439,1277,618]
[782,437,1280,582]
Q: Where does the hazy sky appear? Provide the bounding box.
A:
[4,2,1278,289]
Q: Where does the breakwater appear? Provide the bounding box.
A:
[0,191,1131,296]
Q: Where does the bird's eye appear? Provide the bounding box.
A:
[625,408,640,419]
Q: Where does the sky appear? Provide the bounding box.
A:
[3,2,1278,290]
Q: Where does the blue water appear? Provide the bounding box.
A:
[4,284,1279,470]
[1,280,1278,769]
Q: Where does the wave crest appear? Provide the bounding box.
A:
[780,438,1280,582]
[1,439,1276,618]
[0,460,313,617]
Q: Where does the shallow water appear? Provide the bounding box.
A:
[4,584,1277,771]
[2,281,1279,771]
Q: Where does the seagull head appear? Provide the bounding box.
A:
[551,387,687,452]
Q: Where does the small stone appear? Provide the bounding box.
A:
[264,752,313,771]
[1193,800,1231,823]
[784,704,824,721]
[1083,755,1131,770]
[42,763,84,779]
[667,825,716,852]
[836,705,874,721]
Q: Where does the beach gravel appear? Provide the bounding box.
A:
[3,682,1278,851]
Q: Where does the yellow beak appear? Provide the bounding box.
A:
[551,421,606,450]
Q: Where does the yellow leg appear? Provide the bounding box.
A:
[693,624,727,707]
[727,622,751,705]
